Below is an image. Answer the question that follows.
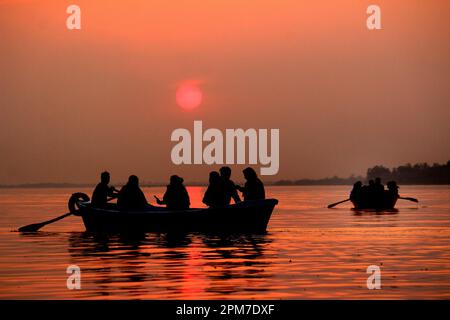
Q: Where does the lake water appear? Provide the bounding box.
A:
[0,185,449,299]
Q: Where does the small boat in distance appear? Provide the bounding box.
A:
[351,193,398,211]
[327,180,418,211]
[72,195,278,233]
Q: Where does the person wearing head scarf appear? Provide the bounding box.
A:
[350,181,363,203]
[236,167,265,201]
[117,175,148,209]
[155,175,190,210]
[202,171,227,207]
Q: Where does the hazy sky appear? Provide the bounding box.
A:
[0,0,449,184]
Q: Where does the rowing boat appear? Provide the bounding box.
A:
[73,196,278,233]
[350,193,398,210]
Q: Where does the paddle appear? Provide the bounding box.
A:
[18,212,74,232]
[327,198,350,208]
[18,196,116,232]
[399,196,419,203]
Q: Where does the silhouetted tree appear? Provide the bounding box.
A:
[367,165,391,181]
[272,160,450,185]
[367,161,450,185]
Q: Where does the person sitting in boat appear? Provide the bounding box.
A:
[203,171,227,208]
[117,175,149,209]
[367,179,376,192]
[386,181,399,198]
[350,181,363,202]
[364,179,376,207]
[374,177,385,193]
[236,167,265,201]
[91,171,118,207]
[374,177,385,203]
[219,166,241,205]
[154,175,190,210]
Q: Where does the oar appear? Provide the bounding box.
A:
[399,196,418,203]
[327,198,350,208]
[18,196,116,232]
[18,212,74,232]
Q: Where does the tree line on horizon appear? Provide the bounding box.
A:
[273,161,450,186]
[1,161,449,188]
[366,161,450,185]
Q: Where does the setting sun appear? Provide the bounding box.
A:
[176,82,203,110]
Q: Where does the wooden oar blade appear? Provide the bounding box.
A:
[400,197,419,203]
[17,194,87,233]
[18,212,74,233]
[327,198,350,208]
[18,223,44,232]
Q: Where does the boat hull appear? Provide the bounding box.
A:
[77,199,278,233]
[351,195,398,210]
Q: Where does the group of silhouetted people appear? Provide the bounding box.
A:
[154,175,190,210]
[350,177,399,207]
[91,167,265,210]
[91,172,148,209]
[202,167,265,208]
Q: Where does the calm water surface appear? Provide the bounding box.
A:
[0,185,449,299]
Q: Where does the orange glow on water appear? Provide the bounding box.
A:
[1,186,450,299]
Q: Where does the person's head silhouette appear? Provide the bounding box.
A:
[387,181,399,191]
[101,171,110,184]
[128,175,139,188]
[243,167,257,181]
[219,166,232,180]
[375,177,382,185]
[170,175,184,185]
[209,171,221,185]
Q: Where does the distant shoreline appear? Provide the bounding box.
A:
[0,182,448,189]
[1,160,449,188]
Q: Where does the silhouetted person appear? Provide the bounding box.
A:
[360,183,369,196]
[91,171,118,207]
[117,175,148,209]
[203,171,227,208]
[350,181,363,202]
[366,179,376,206]
[368,179,375,192]
[373,177,385,203]
[219,166,241,205]
[386,181,399,198]
[155,175,190,210]
[236,167,265,201]
[374,177,385,193]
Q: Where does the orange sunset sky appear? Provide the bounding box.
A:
[0,0,449,184]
